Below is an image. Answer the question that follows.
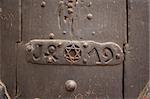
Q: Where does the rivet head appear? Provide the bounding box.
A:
[65,80,77,92]
[59,0,64,5]
[41,1,46,7]
[87,13,93,20]
[83,42,88,48]
[116,54,121,59]
[47,57,53,63]
[92,31,96,35]
[58,42,62,47]
[48,46,56,53]
[49,33,55,39]
[63,31,67,35]
[68,8,74,14]
[26,44,33,52]
[80,37,83,39]
[88,2,92,7]
[83,58,87,64]
[67,3,74,8]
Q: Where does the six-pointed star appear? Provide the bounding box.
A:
[64,44,81,63]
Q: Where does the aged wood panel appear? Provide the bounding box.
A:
[1,0,20,98]
[124,0,149,98]
[17,0,126,99]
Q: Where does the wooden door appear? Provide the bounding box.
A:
[17,0,126,98]
[0,0,149,99]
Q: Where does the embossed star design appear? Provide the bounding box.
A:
[64,44,81,64]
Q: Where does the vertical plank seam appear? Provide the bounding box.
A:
[126,0,129,44]
[15,43,20,99]
[15,0,22,98]
[18,0,22,43]
[122,0,129,99]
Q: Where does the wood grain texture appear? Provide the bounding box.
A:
[17,0,126,99]
[124,0,149,98]
[1,0,20,98]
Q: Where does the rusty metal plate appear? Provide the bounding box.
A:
[25,39,124,66]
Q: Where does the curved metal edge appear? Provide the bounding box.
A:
[0,81,11,99]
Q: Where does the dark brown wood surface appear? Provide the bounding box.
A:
[124,0,149,98]
[0,0,149,99]
[0,0,20,98]
[16,0,126,99]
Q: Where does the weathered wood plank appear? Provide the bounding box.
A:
[1,0,20,98]
[124,0,149,98]
[17,0,127,99]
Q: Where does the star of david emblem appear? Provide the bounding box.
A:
[64,44,81,64]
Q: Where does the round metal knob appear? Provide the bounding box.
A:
[65,80,77,92]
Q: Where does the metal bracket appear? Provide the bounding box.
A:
[25,39,124,66]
